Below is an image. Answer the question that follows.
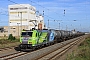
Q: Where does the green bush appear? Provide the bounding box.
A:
[8,34,16,40]
[66,37,90,60]
[12,36,15,40]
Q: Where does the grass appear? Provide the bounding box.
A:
[66,37,90,60]
[0,38,19,44]
[0,37,20,48]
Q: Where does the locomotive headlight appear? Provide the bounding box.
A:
[29,42,32,44]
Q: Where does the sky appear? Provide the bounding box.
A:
[0,0,90,32]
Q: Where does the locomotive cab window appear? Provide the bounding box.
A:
[28,32,33,36]
[21,32,33,37]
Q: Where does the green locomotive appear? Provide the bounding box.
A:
[18,29,50,51]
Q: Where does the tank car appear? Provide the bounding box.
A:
[49,30,71,43]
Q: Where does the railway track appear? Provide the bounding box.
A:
[36,36,84,60]
[0,46,16,52]
[0,35,87,60]
[12,35,86,60]
[0,46,26,60]
[0,51,28,60]
[38,36,84,60]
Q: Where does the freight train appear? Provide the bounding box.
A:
[15,29,84,51]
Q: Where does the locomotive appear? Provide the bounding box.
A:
[15,29,84,51]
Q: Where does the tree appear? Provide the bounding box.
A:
[8,34,16,40]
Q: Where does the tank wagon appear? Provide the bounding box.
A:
[15,29,84,51]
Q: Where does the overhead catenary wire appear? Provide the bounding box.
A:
[28,0,61,19]
[7,0,60,20]
[1,0,64,29]
[0,6,23,22]
[0,0,56,26]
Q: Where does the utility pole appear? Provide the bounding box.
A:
[66,25,67,31]
[8,12,10,36]
[20,12,22,31]
[48,20,49,29]
[18,12,22,32]
[59,23,60,30]
[64,10,65,16]
[17,23,20,36]
[43,10,44,17]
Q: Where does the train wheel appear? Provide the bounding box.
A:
[14,47,21,51]
[32,46,36,50]
[36,46,38,49]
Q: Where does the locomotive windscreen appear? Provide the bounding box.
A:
[21,32,33,37]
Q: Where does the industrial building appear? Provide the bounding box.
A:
[9,4,44,29]
[0,4,45,36]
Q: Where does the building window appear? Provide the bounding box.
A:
[11,28,16,29]
[10,7,27,10]
[29,7,35,11]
